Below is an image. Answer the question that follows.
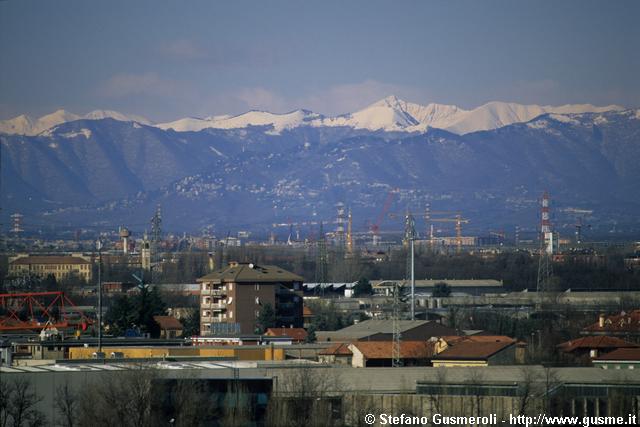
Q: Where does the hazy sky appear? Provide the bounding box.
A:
[1,0,638,121]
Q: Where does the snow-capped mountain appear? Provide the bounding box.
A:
[0,109,151,136]
[158,109,322,134]
[2,107,640,232]
[158,96,625,134]
[0,97,625,136]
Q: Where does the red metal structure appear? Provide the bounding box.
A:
[0,291,93,331]
[370,188,398,240]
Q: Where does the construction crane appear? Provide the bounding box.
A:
[390,209,470,253]
[573,216,591,245]
[369,189,398,245]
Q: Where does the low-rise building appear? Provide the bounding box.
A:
[265,327,308,343]
[431,339,516,367]
[318,343,352,365]
[582,311,640,342]
[593,348,640,370]
[316,319,457,342]
[153,316,184,339]
[557,336,638,364]
[348,341,436,367]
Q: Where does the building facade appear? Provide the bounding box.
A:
[198,262,304,335]
[8,254,92,283]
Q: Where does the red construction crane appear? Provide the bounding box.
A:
[370,188,398,244]
[0,291,93,331]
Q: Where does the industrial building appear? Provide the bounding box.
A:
[3,363,640,425]
[198,262,304,335]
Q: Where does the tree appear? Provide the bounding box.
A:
[3,377,45,427]
[180,308,200,338]
[77,367,160,427]
[267,366,340,427]
[54,382,77,427]
[105,286,166,337]
[432,282,451,297]
[255,303,276,334]
[352,277,372,297]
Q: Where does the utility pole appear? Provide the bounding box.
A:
[96,239,103,353]
[392,282,402,367]
[411,238,415,320]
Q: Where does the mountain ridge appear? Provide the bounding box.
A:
[0,96,625,136]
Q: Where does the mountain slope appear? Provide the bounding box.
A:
[2,109,639,233]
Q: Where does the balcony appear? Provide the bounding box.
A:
[201,287,227,296]
[202,315,224,323]
[210,303,227,311]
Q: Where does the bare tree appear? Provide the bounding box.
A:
[542,367,562,415]
[77,366,160,427]
[464,369,485,418]
[517,366,538,416]
[425,367,448,416]
[267,366,341,427]
[4,377,44,427]
[54,382,77,427]
[1,377,10,427]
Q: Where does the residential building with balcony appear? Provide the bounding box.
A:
[197,262,304,335]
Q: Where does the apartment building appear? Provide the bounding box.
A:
[198,262,304,335]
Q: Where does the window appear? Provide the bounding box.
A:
[229,311,233,319]
[255,283,260,291]
[229,283,233,291]
[255,297,260,305]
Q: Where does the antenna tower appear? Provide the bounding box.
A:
[11,213,24,236]
[315,221,328,296]
[536,192,553,293]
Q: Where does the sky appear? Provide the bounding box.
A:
[1,0,639,122]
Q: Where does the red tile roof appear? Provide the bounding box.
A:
[319,343,352,356]
[265,327,308,341]
[153,316,183,330]
[303,306,314,317]
[583,311,640,333]
[349,341,436,360]
[433,341,514,360]
[594,348,640,361]
[557,336,638,353]
[440,335,516,345]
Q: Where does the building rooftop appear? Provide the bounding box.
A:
[372,279,503,288]
[153,316,183,330]
[197,262,303,284]
[349,341,436,360]
[319,343,352,356]
[10,256,91,265]
[594,348,640,362]
[583,311,640,334]
[432,341,514,360]
[440,335,516,345]
[316,319,445,342]
[265,328,308,341]
[557,336,638,353]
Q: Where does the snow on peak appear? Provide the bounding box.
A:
[0,98,629,137]
[0,109,151,135]
[84,110,152,125]
[158,109,323,134]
